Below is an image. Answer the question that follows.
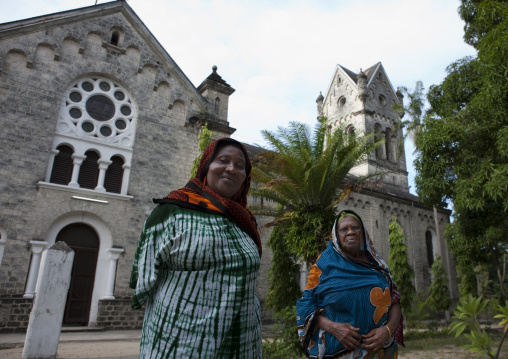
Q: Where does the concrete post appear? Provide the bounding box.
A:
[299,261,308,292]
[22,241,74,359]
[23,241,48,299]
[102,247,124,299]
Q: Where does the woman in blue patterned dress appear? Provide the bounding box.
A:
[297,210,403,359]
[130,138,262,358]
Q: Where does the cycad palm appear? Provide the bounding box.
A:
[252,118,382,263]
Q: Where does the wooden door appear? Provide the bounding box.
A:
[56,223,99,325]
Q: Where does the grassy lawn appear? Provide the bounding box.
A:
[400,329,508,358]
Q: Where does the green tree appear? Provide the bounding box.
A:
[413,0,508,300]
[264,220,301,312]
[395,80,426,145]
[387,217,416,319]
[252,119,382,265]
[445,223,478,297]
[190,122,214,178]
[251,119,383,312]
[425,255,451,322]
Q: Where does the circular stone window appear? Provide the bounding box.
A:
[379,95,387,105]
[62,77,137,140]
[86,95,115,121]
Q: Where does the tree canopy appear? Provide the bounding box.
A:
[413,0,508,299]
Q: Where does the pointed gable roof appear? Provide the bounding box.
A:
[329,62,400,104]
[197,65,235,95]
[0,0,207,105]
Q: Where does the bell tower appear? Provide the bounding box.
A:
[318,62,408,190]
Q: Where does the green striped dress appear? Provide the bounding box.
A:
[130,204,262,358]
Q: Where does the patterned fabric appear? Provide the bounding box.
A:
[296,210,401,359]
[130,204,262,358]
[157,137,261,256]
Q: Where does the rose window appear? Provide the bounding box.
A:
[61,77,136,144]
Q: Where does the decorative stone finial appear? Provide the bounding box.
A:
[212,65,217,72]
[316,92,324,103]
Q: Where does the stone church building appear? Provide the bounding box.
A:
[313,63,456,297]
[0,1,455,332]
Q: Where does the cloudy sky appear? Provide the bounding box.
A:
[1,0,476,194]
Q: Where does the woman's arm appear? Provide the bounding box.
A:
[361,300,401,352]
[316,315,361,350]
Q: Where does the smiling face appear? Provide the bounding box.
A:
[337,216,364,258]
[205,144,247,199]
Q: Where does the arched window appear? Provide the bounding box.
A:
[374,124,385,159]
[78,151,99,189]
[110,31,119,46]
[385,128,392,161]
[104,156,124,194]
[425,230,434,267]
[215,97,220,112]
[50,145,74,185]
[44,75,137,197]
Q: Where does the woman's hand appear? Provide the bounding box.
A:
[361,326,390,353]
[317,316,361,350]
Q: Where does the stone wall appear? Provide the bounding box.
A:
[0,3,233,330]
[96,298,145,330]
[0,296,33,333]
[341,190,457,298]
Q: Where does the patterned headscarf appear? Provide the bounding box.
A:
[154,138,261,256]
[332,209,388,270]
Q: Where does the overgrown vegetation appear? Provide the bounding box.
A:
[189,122,214,178]
[425,255,451,323]
[449,295,508,358]
[387,217,416,324]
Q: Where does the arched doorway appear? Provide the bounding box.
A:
[56,223,99,325]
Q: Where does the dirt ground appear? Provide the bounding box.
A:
[0,341,480,359]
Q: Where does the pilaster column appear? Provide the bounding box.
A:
[45,149,59,182]
[95,160,112,192]
[68,155,86,188]
[0,235,6,267]
[121,163,131,195]
[24,241,48,298]
[101,247,124,299]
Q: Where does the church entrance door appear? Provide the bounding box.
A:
[56,223,99,325]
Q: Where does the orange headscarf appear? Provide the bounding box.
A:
[154,138,261,256]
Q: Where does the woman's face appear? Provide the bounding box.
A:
[206,145,247,199]
[337,216,364,257]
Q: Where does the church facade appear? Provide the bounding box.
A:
[0,1,456,333]
[0,1,242,332]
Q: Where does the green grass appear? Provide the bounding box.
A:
[401,330,471,351]
[400,329,508,357]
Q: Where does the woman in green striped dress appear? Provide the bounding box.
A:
[130,138,262,358]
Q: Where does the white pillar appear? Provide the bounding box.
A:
[121,163,131,195]
[299,261,308,292]
[45,149,59,182]
[68,154,86,188]
[102,247,124,299]
[23,242,74,359]
[0,236,6,267]
[95,160,112,192]
[23,241,48,299]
